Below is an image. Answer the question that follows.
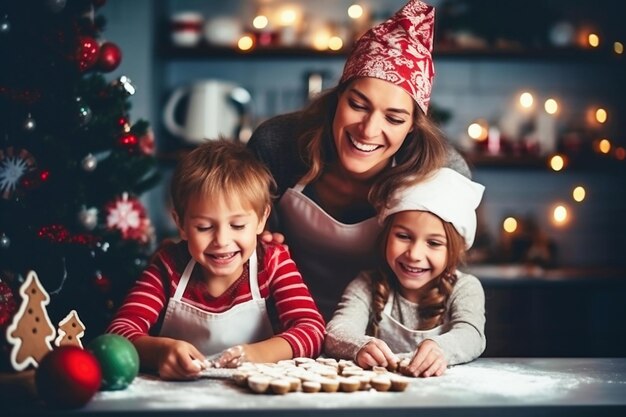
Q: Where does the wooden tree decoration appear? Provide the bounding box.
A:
[5,271,56,371]
[55,310,86,348]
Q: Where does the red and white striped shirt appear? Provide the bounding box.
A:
[106,241,325,358]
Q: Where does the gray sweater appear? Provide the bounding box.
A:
[324,271,486,365]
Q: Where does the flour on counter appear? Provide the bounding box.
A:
[417,361,597,400]
[89,360,609,411]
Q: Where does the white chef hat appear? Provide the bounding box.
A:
[379,168,485,248]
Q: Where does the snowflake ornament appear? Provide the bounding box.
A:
[105,192,153,243]
[0,147,37,199]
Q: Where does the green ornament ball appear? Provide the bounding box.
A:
[88,334,139,391]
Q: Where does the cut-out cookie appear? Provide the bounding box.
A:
[6,271,55,371]
[55,310,86,348]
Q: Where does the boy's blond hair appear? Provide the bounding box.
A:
[170,139,276,223]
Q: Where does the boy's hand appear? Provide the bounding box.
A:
[214,345,246,368]
[356,338,398,369]
[260,230,285,245]
[157,339,206,380]
[405,339,447,378]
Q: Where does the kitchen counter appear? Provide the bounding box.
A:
[465,265,626,357]
[6,358,626,416]
[465,264,626,286]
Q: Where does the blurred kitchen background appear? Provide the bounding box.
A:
[102,0,626,356]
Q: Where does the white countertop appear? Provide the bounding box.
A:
[69,358,626,416]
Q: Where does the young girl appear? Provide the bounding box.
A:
[107,139,325,380]
[325,168,486,378]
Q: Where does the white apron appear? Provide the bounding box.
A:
[278,182,381,320]
[378,291,445,354]
[159,251,274,356]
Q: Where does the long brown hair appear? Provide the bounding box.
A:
[368,214,466,336]
[294,80,448,211]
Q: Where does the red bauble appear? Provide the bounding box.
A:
[97,42,122,72]
[118,133,138,150]
[93,271,111,294]
[0,281,17,327]
[77,37,100,72]
[35,346,102,409]
[138,129,156,155]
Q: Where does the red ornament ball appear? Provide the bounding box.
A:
[35,346,102,409]
[98,42,122,72]
[118,132,138,149]
[93,271,111,293]
[0,281,17,327]
[88,334,139,391]
[77,36,100,72]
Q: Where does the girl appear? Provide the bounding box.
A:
[248,0,470,320]
[107,139,325,380]
[325,168,486,377]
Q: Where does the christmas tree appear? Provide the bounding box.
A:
[0,0,160,349]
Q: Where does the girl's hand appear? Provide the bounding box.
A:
[157,339,206,381]
[405,339,447,377]
[260,230,285,245]
[356,338,398,369]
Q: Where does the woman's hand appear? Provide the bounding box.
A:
[405,339,447,377]
[156,339,206,381]
[259,230,285,245]
[355,338,398,369]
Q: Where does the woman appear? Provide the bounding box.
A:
[248,0,470,319]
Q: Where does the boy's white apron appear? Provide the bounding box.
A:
[159,251,274,355]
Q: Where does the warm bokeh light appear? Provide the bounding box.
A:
[252,15,269,30]
[237,35,254,51]
[278,8,297,26]
[552,205,568,225]
[312,30,331,50]
[598,139,611,154]
[595,108,607,123]
[615,41,624,55]
[503,217,518,234]
[544,98,558,115]
[572,186,586,202]
[549,154,566,171]
[616,147,626,161]
[348,4,364,19]
[588,33,600,47]
[519,92,534,109]
[468,120,488,141]
[328,36,343,51]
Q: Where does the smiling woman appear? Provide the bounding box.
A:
[247,0,471,320]
[332,78,416,180]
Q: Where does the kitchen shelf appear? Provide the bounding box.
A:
[155,149,625,171]
[160,43,347,60]
[466,153,549,169]
[160,43,623,62]
[465,152,626,170]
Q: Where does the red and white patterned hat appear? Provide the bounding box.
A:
[339,0,435,115]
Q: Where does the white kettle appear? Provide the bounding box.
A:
[163,80,252,144]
